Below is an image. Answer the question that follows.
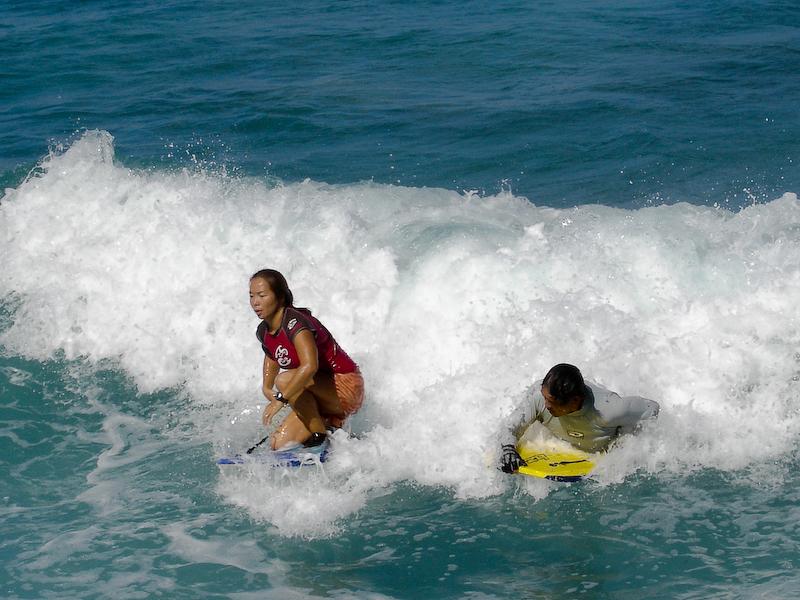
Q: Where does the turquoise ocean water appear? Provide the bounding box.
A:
[2,1,800,598]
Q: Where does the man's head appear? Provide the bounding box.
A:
[541,363,586,417]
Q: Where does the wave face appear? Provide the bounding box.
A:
[2,131,800,537]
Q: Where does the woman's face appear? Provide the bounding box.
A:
[249,277,281,320]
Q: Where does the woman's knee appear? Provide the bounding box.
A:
[274,371,291,392]
[275,370,315,393]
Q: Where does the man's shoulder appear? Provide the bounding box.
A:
[529,382,545,414]
[585,381,619,402]
[529,380,544,396]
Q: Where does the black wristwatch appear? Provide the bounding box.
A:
[275,392,289,404]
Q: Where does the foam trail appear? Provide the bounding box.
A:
[2,131,799,535]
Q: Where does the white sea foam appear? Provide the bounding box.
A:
[2,131,799,535]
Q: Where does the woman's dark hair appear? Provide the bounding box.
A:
[251,269,294,307]
[542,363,585,405]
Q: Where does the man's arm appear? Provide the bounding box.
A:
[499,385,545,473]
[610,394,660,435]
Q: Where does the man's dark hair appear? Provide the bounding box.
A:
[542,363,586,405]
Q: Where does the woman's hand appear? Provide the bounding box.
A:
[262,395,282,426]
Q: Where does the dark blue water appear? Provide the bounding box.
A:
[3,0,798,206]
[2,1,800,598]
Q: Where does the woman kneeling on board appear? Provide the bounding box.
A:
[250,269,364,449]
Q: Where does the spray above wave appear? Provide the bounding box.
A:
[2,131,799,535]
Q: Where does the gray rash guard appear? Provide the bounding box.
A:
[510,381,660,453]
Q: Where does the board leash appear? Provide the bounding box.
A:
[246,435,270,454]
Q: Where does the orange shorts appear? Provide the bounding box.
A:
[324,370,364,430]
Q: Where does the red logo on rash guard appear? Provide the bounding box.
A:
[275,345,291,367]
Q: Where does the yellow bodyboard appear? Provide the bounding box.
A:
[516,442,595,482]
